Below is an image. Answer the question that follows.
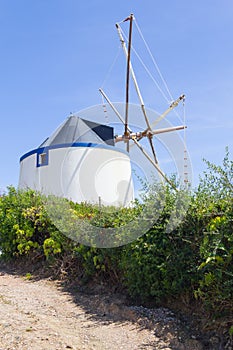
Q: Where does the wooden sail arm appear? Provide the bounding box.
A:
[99,88,127,128]
[151,124,186,135]
[115,125,186,143]
[149,94,186,130]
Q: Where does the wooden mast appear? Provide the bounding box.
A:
[124,14,133,151]
[100,15,187,190]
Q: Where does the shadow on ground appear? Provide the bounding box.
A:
[0,260,224,350]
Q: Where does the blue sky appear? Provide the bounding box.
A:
[0,0,232,192]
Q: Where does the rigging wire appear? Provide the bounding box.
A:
[119,20,184,126]
[182,97,189,185]
[100,46,122,89]
[101,94,109,125]
[134,18,174,103]
[131,46,171,104]
[120,25,184,126]
[100,46,122,124]
[115,18,185,125]
[135,18,185,126]
[119,27,171,104]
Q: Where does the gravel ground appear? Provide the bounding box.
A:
[0,270,205,349]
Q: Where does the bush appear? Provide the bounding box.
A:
[120,186,198,303]
[0,148,232,336]
[193,149,233,319]
[0,187,71,260]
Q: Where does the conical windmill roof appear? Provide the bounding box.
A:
[39,115,114,147]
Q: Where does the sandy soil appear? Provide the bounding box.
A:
[0,270,204,350]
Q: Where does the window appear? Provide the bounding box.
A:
[37,149,49,167]
[39,153,47,165]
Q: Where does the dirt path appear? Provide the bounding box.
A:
[0,270,204,350]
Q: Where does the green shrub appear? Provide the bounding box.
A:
[188,150,233,331]
[0,187,68,260]
[120,187,197,303]
[0,187,43,258]
[0,148,232,333]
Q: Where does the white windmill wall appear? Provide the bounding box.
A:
[19,153,40,191]
[19,144,134,207]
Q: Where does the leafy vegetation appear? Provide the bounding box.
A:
[0,148,232,340]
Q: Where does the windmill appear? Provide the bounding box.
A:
[99,14,187,190]
[19,14,189,209]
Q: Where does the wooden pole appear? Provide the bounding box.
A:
[124,14,133,150]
